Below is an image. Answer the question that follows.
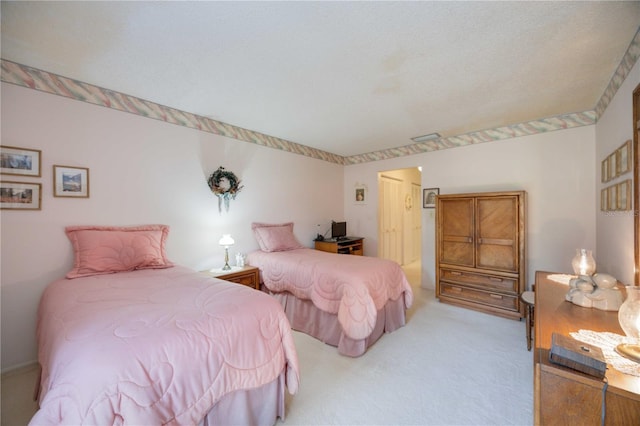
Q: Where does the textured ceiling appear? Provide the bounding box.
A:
[2,1,640,158]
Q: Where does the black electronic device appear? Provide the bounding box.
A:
[331,221,347,240]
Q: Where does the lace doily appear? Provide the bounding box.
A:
[570,329,640,377]
[547,274,575,285]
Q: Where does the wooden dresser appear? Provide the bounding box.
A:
[534,271,640,425]
[436,191,526,319]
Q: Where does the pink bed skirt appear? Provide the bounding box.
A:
[199,369,286,426]
[267,290,406,357]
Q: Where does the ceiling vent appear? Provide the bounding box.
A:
[411,133,441,143]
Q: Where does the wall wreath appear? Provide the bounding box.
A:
[207,166,243,213]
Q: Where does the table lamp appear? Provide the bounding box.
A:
[219,234,235,270]
[616,285,640,363]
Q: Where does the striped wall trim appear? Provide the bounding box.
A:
[0,60,345,165]
[595,27,640,118]
[2,41,637,166]
[343,111,597,165]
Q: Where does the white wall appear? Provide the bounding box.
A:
[345,125,597,290]
[595,59,640,285]
[1,83,344,371]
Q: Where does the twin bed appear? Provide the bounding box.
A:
[248,222,414,357]
[31,225,299,425]
[32,222,412,424]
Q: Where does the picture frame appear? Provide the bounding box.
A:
[53,165,90,198]
[354,183,367,205]
[609,184,618,211]
[608,152,617,181]
[600,187,608,211]
[617,140,632,176]
[0,181,42,210]
[0,145,41,177]
[601,157,610,183]
[423,188,439,208]
[617,179,631,210]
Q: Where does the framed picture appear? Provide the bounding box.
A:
[354,184,367,205]
[617,179,631,210]
[423,188,439,208]
[608,153,617,181]
[601,157,610,183]
[0,181,42,210]
[53,165,90,198]
[600,187,608,211]
[1,145,41,177]
[609,184,618,211]
[617,140,632,176]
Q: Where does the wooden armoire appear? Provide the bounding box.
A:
[435,191,526,320]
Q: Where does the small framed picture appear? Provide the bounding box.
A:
[601,157,610,183]
[1,146,41,177]
[617,179,631,210]
[609,184,618,211]
[423,188,439,208]
[608,153,617,181]
[53,165,90,198]
[617,140,632,176]
[0,181,42,210]
[354,184,367,205]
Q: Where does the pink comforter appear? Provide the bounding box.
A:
[31,266,299,425]
[247,248,413,340]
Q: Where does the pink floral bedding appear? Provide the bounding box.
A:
[247,248,413,340]
[31,266,299,425]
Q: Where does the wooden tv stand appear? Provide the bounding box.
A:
[314,237,364,256]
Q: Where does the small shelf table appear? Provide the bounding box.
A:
[314,237,364,256]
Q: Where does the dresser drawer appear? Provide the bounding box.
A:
[439,282,519,312]
[440,268,518,293]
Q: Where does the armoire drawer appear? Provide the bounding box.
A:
[440,268,518,293]
[439,282,519,312]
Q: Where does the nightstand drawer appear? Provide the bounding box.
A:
[225,272,258,288]
[202,266,260,290]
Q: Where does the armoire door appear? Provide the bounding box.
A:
[476,195,519,272]
[438,197,474,267]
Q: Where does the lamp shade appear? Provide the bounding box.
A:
[571,249,596,276]
[616,286,640,362]
[219,234,234,246]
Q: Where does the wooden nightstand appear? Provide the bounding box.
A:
[203,265,260,290]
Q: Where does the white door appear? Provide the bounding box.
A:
[378,175,403,263]
[409,182,422,263]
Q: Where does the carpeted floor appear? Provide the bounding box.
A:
[2,261,533,425]
[277,274,534,425]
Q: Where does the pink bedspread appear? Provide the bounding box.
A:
[247,248,413,340]
[31,266,299,425]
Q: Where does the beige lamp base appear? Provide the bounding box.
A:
[615,343,640,363]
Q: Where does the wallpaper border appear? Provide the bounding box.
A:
[0,59,345,165]
[2,26,639,166]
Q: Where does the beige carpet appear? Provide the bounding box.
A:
[277,282,533,425]
[2,262,533,425]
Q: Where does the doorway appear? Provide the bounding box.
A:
[377,167,422,275]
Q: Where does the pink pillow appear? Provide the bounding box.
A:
[65,225,174,279]
[252,222,304,252]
